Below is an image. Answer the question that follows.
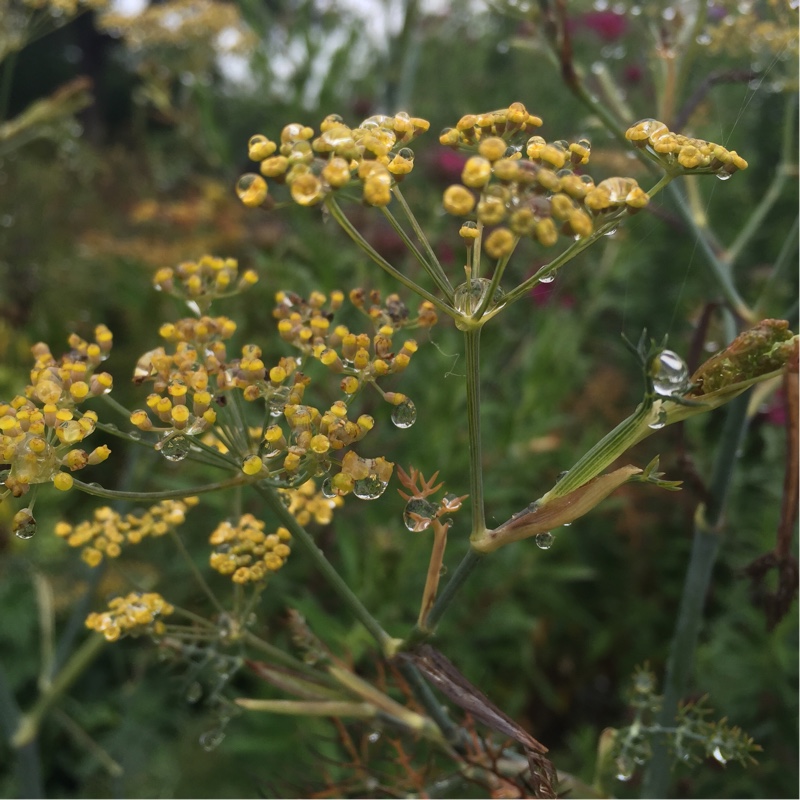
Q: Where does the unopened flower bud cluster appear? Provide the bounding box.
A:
[237,111,430,209]
[85,591,174,642]
[55,497,199,567]
[440,102,650,257]
[1,326,114,498]
[209,513,292,584]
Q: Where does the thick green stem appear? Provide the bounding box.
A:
[642,390,752,797]
[463,328,485,535]
[12,633,107,748]
[253,484,394,652]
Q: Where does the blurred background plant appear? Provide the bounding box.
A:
[0,0,797,797]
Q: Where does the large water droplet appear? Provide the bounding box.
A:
[403,498,439,531]
[157,433,191,462]
[453,278,505,327]
[652,350,690,397]
[535,532,554,550]
[199,727,225,752]
[648,408,667,430]
[538,274,555,284]
[13,507,37,540]
[391,398,417,429]
[269,386,290,418]
[321,477,336,498]
[353,476,388,500]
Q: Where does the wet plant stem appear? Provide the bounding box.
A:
[72,474,250,501]
[253,483,394,652]
[642,390,752,797]
[464,328,485,535]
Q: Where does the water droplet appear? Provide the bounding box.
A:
[604,227,618,237]
[538,274,555,284]
[403,498,439,531]
[716,172,732,181]
[13,507,37,540]
[186,682,203,703]
[648,408,667,430]
[128,430,142,440]
[535,532,554,550]
[367,731,381,743]
[391,398,417,429]
[199,727,225,752]
[157,433,191,462]
[321,478,338,498]
[453,278,505,327]
[563,521,572,527]
[712,745,727,765]
[652,349,690,397]
[615,755,634,781]
[353,476,388,501]
[269,386,290,417]
[696,32,711,45]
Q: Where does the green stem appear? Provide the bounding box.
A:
[169,529,226,615]
[71,474,249,501]
[12,633,107,748]
[409,548,486,642]
[755,216,799,317]
[724,92,797,267]
[472,243,516,321]
[253,483,394,652]
[642,390,752,797]
[463,328,485,535]
[325,197,453,318]
[388,186,454,299]
[0,662,44,796]
[666,182,753,322]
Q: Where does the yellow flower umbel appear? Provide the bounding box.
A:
[85,592,174,642]
[0,326,114,500]
[238,111,430,210]
[152,255,258,315]
[625,119,748,179]
[278,479,344,526]
[440,101,650,253]
[55,497,199,567]
[209,514,292,584]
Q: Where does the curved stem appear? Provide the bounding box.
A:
[325,196,453,318]
[71,474,249,501]
[253,483,394,652]
[642,390,752,797]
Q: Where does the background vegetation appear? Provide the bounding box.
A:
[0,0,797,797]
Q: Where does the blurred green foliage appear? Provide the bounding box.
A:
[0,0,797,797]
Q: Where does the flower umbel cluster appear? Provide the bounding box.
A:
[152,255,258,314]
[55,497,199,567]
[1,326,113,500]
[441,102,650,255]
[238,111,430,209]
[625,119,748,177]
[85,591,174,642]
[278,479,343,526]
[209,514,291,584]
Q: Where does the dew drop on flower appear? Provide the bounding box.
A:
[353,476,388,500]
[716,172,732,181]
[453,278,505,326]
[199,727,225,752]
[652,350,690,397]
[321,478,336,498]
[391,398,417,429]
[157,434,191,462]
[403,498,439,531]
[13,508,37,540]
[269,386,290,418]
[535,532,554,550]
